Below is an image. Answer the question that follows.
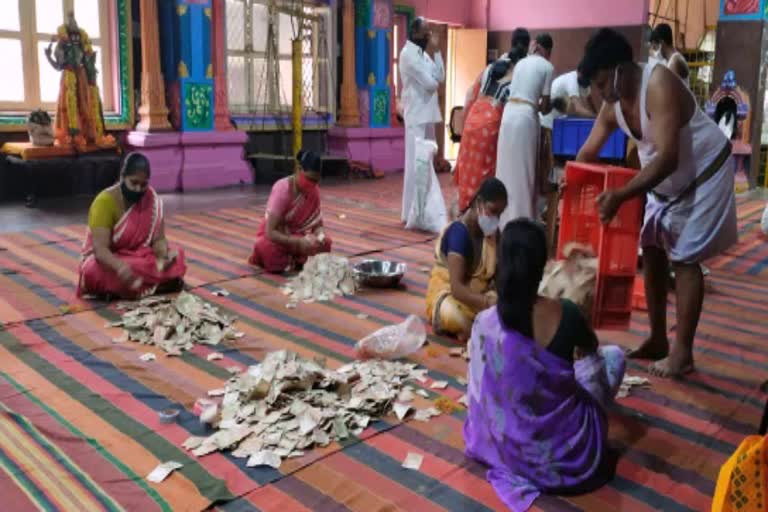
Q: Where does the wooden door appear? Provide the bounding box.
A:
[427,22,449,160]
[446,28,487,159]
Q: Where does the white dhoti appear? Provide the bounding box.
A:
[641,155,737,263]
[403,123,436,221]
[496,102,540,227]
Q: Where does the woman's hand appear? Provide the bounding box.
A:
[484,291,498,307]
[116,263,142,289]
[297,236,318,256]
[155,249,178,272]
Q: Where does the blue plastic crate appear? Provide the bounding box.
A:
[552,117,628,160]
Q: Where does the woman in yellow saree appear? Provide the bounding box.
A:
[712,434,768,511]
[425,177,508,340]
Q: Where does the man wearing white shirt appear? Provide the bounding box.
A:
[496,33,554,226]
[398,17,445,222]
[540,67,598,131]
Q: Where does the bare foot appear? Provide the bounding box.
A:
[626,337,669,360]
[648,351,695,379]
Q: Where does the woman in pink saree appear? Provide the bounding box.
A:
[465,219,625,511]
[249,150,332,273]
[77,153,187,299]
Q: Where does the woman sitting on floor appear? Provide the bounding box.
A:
[425,177,507,340]
[77,152,187,299]
[465,219,626,512]
[249,150,331,273]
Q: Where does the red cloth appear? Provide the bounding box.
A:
[248,177,331,273]
[77,187,187,298]
[452,97,504,212]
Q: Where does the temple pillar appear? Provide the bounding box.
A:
[327,0,404,175]
[129,0,250,192]
[136,0,172,132]
[338,0,361,126]
[212,0,234,131]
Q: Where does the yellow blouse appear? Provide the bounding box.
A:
[87,191,121,230]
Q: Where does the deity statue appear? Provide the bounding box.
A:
[45,12,115,149]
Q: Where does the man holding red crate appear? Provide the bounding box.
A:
[574,29,737,379]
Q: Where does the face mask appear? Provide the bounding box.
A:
[477,211,500,237]
[121,180,145,204]
[413,36,429,50]
[297,172,318,194]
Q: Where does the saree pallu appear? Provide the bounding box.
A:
[712,435,768,511]
[425,226,496,337]
[77,187,187,299]
[465,307,625,511]
[249,179,331,273]
[453,97,504,212]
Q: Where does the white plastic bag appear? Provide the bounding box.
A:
[405,138,448,233]
[355,315,427,360]
[761,203,768,235]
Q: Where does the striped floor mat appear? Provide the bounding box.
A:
[0,177,764,511]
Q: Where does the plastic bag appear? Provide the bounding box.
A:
[761,203,768,235]
[355,315,427,360]
[539,242,598,320]
[405,138,448,233]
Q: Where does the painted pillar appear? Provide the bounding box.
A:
[137,0,172,131]
[355,0,392,128]
[130,0,249,192]
[159,0,214,132]
[338,0,361,126]
[211,0,233,131]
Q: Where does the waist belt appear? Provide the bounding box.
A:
[652,141,732,205]
[508,98,537,109]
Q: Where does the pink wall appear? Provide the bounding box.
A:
[485,0,650,31]
[399,0,473,27]
[400,0,650,30]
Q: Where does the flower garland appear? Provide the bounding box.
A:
[64,69,79,134]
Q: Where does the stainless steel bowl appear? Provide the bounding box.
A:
[354,260,407,288]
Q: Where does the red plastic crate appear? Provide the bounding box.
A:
[632,275,647,311]
[558,161,643,330]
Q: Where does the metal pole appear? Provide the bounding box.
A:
[292,38,303,159]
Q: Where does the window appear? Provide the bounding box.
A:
[225,0,332,116]
[0,0,115,112]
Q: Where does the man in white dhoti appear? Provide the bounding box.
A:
[577,29,736,378]
[650,23,690,87]
[399,17,445,222]
[496,33,554,227]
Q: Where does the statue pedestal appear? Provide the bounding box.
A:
[126,130,251,192]
[327,126,405,175]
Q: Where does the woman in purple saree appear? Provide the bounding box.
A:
[465,219,626,511]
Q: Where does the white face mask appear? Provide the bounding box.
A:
[477,211,500,237]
